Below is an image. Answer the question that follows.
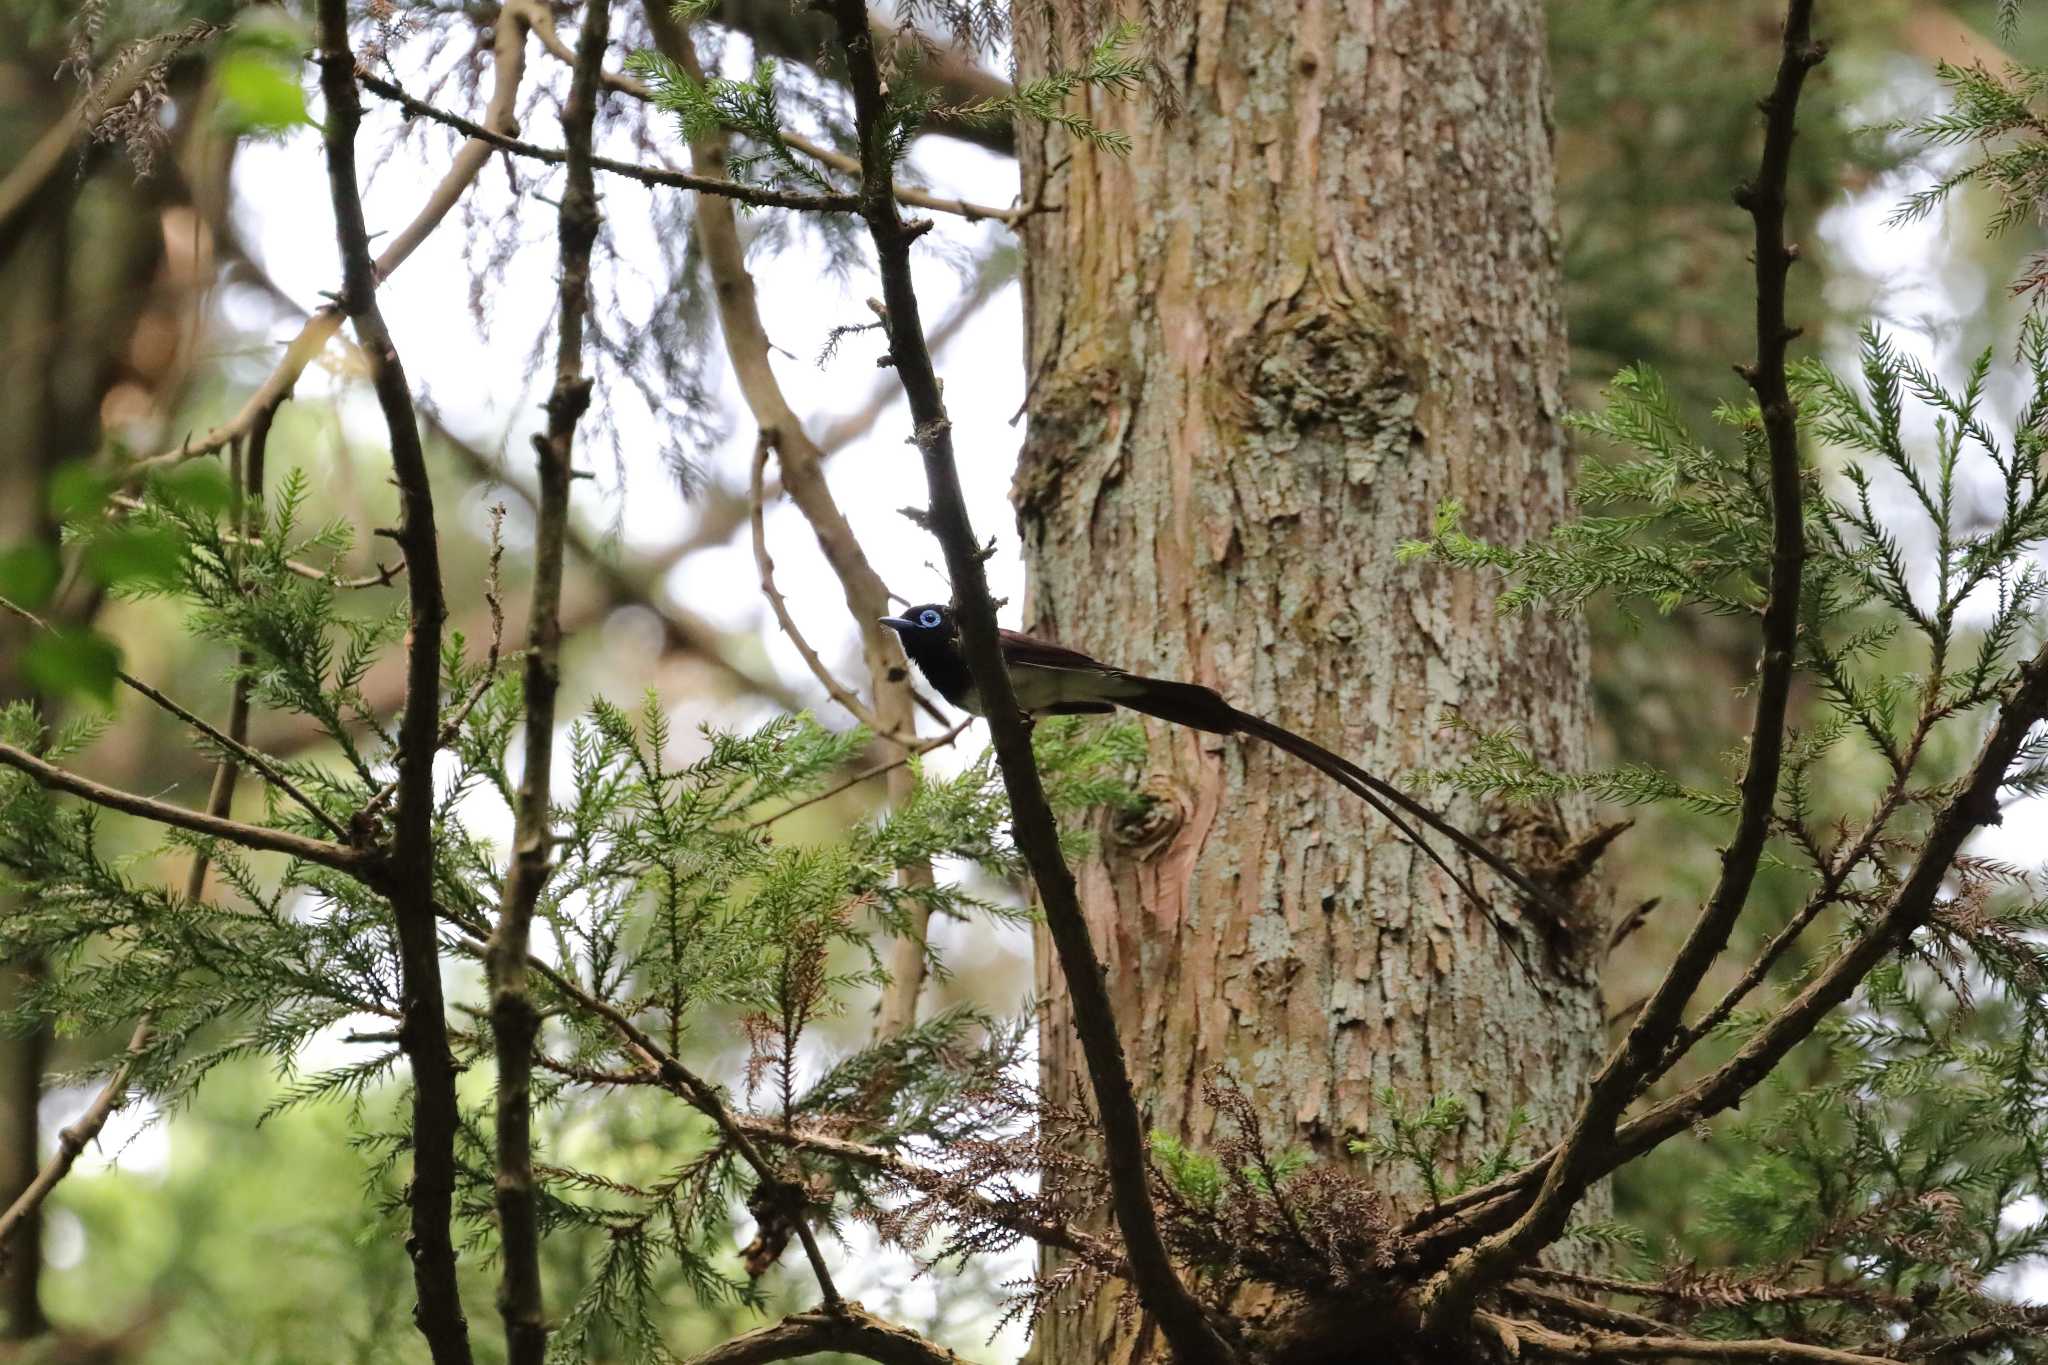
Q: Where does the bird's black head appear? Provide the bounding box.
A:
[878,604,971,706]
[878,603,956,645]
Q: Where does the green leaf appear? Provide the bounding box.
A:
[47,463,109,523]
[0,544,59,610]
[215,51,311,134]
[83,527,186,590]
[22,629,121,704]
[152,462,235,517]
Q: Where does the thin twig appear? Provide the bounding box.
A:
[316,6,472,1361]
[357,74,860,213]
[105,493,403,588]
[749,435,895,738]
[523,7,1023,225]
[743,721,970,832]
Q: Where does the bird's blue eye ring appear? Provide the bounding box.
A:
[918,608,942,628]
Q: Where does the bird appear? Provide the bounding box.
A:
[878,603,1559,923]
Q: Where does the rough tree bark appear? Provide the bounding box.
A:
[1012,3,1601,1358]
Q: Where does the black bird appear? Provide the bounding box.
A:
[878,603,1555,919]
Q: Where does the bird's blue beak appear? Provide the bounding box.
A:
[877,616,913,632]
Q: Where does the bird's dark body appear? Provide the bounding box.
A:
[877,604,1557,925]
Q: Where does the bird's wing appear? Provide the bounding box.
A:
[996,628,1117,673]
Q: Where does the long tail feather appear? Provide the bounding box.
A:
[1230,711,1562,916]
[1104,674,1562,922]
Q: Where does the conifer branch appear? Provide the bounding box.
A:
[0,589,347,842]
[356,74,861,213]
[0,743,370,873]
[483,1,608,1360]
[315,6,471,1361]
[1416,0,1824,1333]
[0,423,272,1266]
[493,936,846,1310]
[727,1116,1126,1269]
[816,3,1235,1361]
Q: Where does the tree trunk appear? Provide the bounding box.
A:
[1012,3,1600,1358]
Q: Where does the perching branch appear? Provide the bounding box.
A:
[815,5,1234,1362]
[315,6,471,1361]
[1415,0,1824,1332]
[483,1,609,1360]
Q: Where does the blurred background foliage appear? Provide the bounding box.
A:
[1,0,2044,1358]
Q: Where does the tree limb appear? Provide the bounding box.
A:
[1415,1,1824,1331]
[484,2,609,1360]
[815,5,1234,1361]
[1475,1311,1896,1364]
[0,742,370,874]
[316,6,472,1360]
[674,1306,963,1365]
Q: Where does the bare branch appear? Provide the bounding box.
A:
[525,9,1022,224]
[316,6,472,1360]
[1416,2,1825,1330]
[674,1306,962,1365]
[485,1,609,1360]
[815,4,1233,1361]
[1475,1311,1896,1364]
[748,435,896,738]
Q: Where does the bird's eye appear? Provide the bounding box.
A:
[918,608,942,628]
